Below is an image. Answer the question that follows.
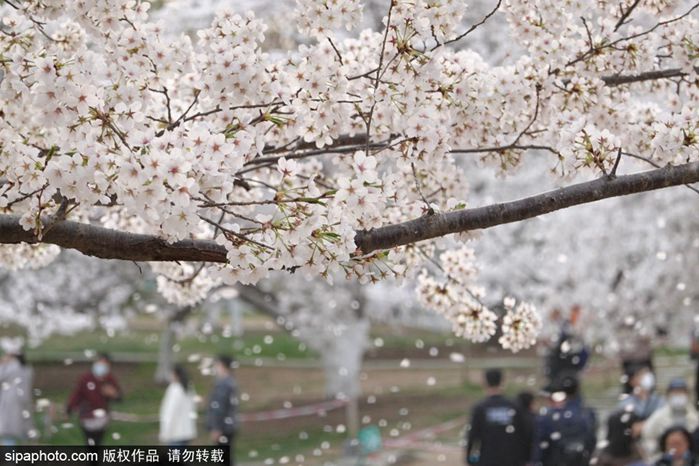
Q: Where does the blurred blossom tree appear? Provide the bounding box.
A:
[472,155,699,353]
[0,249,140,343]
[0,0,698,350]
[233,271,440,437]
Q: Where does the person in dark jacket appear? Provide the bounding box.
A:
[516,391,537,465]
[466,368,529,466]
[66,352,122,447]
[534,374,597,466]
[207,355,239,464]
[544,306,589,390]
[596,410,644,466]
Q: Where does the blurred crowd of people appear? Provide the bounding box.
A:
[0,338,239,464]
[4,305,699,466]
[466,307,699,466]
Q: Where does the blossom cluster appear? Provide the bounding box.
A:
[0,0,697,348]
[416,247,493,342]
[295,0,363,38]
[498,297,542,353]
[415,247,542,349]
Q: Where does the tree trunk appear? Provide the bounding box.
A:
[319,318,369,438]
[154,319,175,384]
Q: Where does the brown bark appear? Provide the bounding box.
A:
[601,66,698,86]
[1,161,698,262]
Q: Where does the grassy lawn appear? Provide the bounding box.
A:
[9,317,634,464]
[25,328,314,361]
[29,359,482,461]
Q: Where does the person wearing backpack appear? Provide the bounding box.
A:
[597,364,665,465]
[544,306,590,390]
[533,374,597,466]
[596,410,645,466]
[465,369,530,466]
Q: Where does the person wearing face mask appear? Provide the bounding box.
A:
[643,379,699,461]
[206,355,239,464]
[618,366,664,421]
[66,352,123,447]
[609,365,664,462]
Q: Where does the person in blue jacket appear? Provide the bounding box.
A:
[534,374,597,466]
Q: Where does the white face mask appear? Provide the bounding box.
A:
[92,362,109,378]
[639,372,655,391]
[669,393,689,410]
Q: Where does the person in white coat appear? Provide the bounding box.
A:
[0,338,35,445]
[642,378,699,461]
[159,364,197,446]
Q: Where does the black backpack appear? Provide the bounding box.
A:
[546,407,596,466]
[605,410,639,457]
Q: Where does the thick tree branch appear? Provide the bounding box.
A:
[1,162,698,261]
[0,218,229,262]
[602,66,698,86]
[353,161,699,253]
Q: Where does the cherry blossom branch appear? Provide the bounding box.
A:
[430,0,503,51]
[567,2,699,66]
[622,152,699,195]
[601,66,699,86]
[451,144,561,155]
[364,1,394,157]
[2,161,699,261]
[246,138,395,167]
[3,0,57,43]
[327,37,344,65]
[353,160,699,253]
[0,216,229,262]
[614,0,642,31]
[411,162,433,212]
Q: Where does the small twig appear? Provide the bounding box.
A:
[167,263,206,285]
[170,90,200,130]
[609,147,622,178]
[581,16,594,51]
[347,66,380,81]
[614,0,643,32]
[198,215,273,251]
[451,144,561,155]
[411,162,433,214]
[364,1,395,159]
[451,85,544,157]
[244,138,396,167]
[131,261,144,275]
[39,196,71,238]
[327,37,344,65]
[431,0,502,51]
[4,0,56,42]
[567,2,699,67]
